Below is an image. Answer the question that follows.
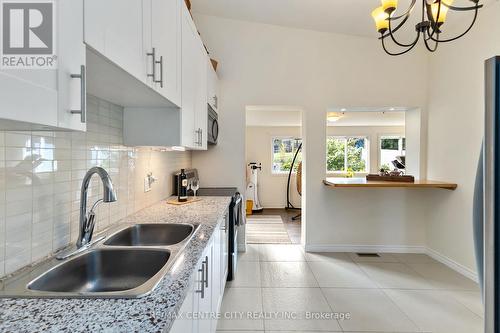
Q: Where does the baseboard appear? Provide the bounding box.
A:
[304,244,426,254]
[303,244,479,283]
[425,247,479,283]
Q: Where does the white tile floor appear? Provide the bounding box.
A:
[217,244,484,333]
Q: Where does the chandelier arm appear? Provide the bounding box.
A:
[428,6,479,43]
[385,14,418,47]
[445,2,483,12]
[427,1,482,40]
[379,12,411,40]
[423,30,439,52]
[381,32,420,56]
[388,0,417,20]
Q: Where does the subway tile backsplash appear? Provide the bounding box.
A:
[0,95,191,278]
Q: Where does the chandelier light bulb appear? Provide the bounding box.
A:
[381,0,398,13]
[430,0,454,24]
[372,7,389,34]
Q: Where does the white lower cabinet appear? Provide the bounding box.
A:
[197,245,213,333]
[170,216,228,333]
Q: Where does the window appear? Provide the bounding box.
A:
[380,136,406,170]
[326,136,368,173]
[272,137,302,174]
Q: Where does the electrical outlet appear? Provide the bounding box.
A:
[144,177,152,192]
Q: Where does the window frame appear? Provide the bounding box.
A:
[271,136,302,175]
[326,135,370,174]
[378,135,406,170]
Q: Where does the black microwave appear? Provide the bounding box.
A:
[208,105,219,145]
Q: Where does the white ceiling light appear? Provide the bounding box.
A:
[327,112,343,122]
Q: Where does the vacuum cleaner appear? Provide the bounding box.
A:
[246,162,263,212]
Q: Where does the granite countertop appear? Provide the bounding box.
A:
[0,196,231,333]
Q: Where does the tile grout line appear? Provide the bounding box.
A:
[304,258,345,332]
[378,286,423,332]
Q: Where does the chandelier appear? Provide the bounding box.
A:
[371,0,483,56]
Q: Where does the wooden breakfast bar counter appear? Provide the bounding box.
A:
[323,177,458,190]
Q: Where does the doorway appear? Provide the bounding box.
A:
[244,106,303,244]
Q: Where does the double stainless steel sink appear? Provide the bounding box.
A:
[1,223,197,299]
[104,223,195,247]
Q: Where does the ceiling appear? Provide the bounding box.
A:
[191,0,493,38]
[191,0,386,38]
[246,107,406,127]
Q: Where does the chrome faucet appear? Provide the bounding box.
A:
[57,167,117,260]
[77,167,117,247]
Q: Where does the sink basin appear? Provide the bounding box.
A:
[27,249,170,295]
[104,223,195,247]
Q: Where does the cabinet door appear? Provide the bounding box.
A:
[0,0,85,129]
[150,0,181,106]
[211,221,222,332]
[193,46,208,150]
[207,59,219,111]
[197,242,213,333]
[57,0,86,131]
[170,273,196,333]
[180,5,197,148]
[84,0,146,82]
[0,70,58,128]
[221,214,229,289]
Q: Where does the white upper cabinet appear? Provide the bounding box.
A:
[194,47,208,150]
[207,60,219,112]
[84,0,146,83]
[143,0,182,106]
[181,4,208,149]
[181,5,197,148]
[85,0,181,107]
[0,0,86,131]
[58,0,86,131]
[123,2,209,150]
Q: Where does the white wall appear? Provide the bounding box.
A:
[405,109,426,180]
[425,2,500,273]
[246,126,302,208]
[191,13,430,252]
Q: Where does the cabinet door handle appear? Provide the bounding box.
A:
[196,128,202,146]
[195,129,200,145]
[70,65,86,123]
[203,256,209,288]
[146,48,156,81]
[196,264,205,298]
[214,95,218,109]
[154,55,164,88]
